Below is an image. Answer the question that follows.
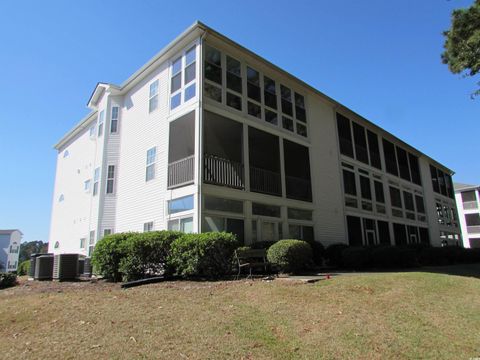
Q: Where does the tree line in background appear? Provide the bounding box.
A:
[442,0,480,98]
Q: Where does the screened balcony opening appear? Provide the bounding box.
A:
[283,139,312,202]
[168,111,195,188]
[248,126,281,196]
[203,111,244,189]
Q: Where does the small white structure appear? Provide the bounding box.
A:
[0,230,22,272]
[454,183,480,248]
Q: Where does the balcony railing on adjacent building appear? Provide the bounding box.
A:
[463,201,479,210]
[250,166,282,196]
[467,225,480,234]
[204,154,245,189]
[168,155,195,189]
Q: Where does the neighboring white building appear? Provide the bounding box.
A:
[48,21,461,256]
[454,183,480,248]
[0,230,22,272]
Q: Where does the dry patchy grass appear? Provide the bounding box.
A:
[1,272,479,359]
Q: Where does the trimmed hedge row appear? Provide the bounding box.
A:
[0,272,17,289]
[324,243,480,270]
[92,231,239,281]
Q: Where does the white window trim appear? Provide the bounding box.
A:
[110,106,119,134]
[149,80,159,113]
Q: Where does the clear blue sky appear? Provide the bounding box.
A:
[0,0,477,243]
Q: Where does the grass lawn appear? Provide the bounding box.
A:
[1,271,479,359]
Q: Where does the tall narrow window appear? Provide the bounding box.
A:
[383,139,398,176]
[110,106,119,133]
[280,85,293,116]
[430,165,439,193]
[367,130,381,169]
[106,165,115,194]
[204,46,222,84]
[294,93,306,123]
[343,169,357,196]
[390,186,402,208]
[97,110,105,137]
[408,154,421,185]
[264,76,277,109]
[226,56,242,94]
[170,57,182,110]
[93,167,100,196]
[88,230,95,256]
[184,46,196,102]
[336,113,354,158]
[247,67,261,102]
[146,147,156,181]
[396,147,411,182]
[415,195,425,214]
[352,123,369,164]
[149,80,159,113]
[374,181,385,203]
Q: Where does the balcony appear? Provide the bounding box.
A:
[204,154,244,190]
[463,201,479,210]
[168,155,194,189]
[250,166,281,196]
[286,176,312,202]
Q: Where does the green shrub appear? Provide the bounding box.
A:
[457,248,480,263]
[17,260,30,276]
[325,243,349,267]
[0,272,17,289]
[342,247,372,269]
[91,233,137,281]
[119,231,183,281]
[267,239,313,274]
[170,232,240,278]
[371,246,418,268]
[306,240,325,266]
[250,241,277,250]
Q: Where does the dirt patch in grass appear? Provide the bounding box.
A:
[1,273,479,359]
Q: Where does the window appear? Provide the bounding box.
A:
[282,116,294,132]
[106,165,115,194]
[80,238,86,249]
[343,169,357,196]
[280,85,293,116]
[168,217,194,233]
[403,191,415,211]
[337,113,354,158]
[170,46,197,110]
[264,76,277,109]
[205,83,222,102]
[252,203,281,217]
[88,231,95,256]
[408,154,421,185]
[184,47,196,103]
[204,196,243,214]
[393,223,407,246]
[294,93,306,123]
[247,67,261,102]
[287,208,313,221]
[430,165,440,193]
[110,106,119,133]
[396,147,411,182]
[143,222,154,232]
[352,123,369,164]
[93,167,100,196]
[168,195,194,214]
[377,221,391,245]
[146,147,156,182]
[84,180,91,192]
[203,216,244,243]
[360,176,372,200]
[63,150,69,158]
[383,139,398,176]
[265,109,278,125]
[465,213,480,226]
[89,125,96,138]
[367,130,381,169]
[226,56,242,94]
[205,45,222,84]
[283,139,312,202]
[374,181,385,203]
[415,195,425,213]
[227,92,242,111]
[390,186,402,208]
[58,194,64,202]
[149,80,159,113]
[462,190,477,202]
[347,216,362,246]
[289,224,314,241]
[97,110,105,137]
[103,229,112,237]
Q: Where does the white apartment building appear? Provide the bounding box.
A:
[455,183,480,248]
[0,230,22,272]
[48,21,460,256]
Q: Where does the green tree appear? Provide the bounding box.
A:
[19,241,48,263]
[442,0,480,98]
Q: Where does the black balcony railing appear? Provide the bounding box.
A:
[168,155,195,189]
[204,154,244,189]
[250,166,282,196]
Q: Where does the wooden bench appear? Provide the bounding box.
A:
[234,248,269,279]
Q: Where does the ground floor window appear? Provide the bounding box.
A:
[203,215,244,243]
[347,215,391,246]
[469,238,480,248]
[288,224,314,241]
[168,217,194,233]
